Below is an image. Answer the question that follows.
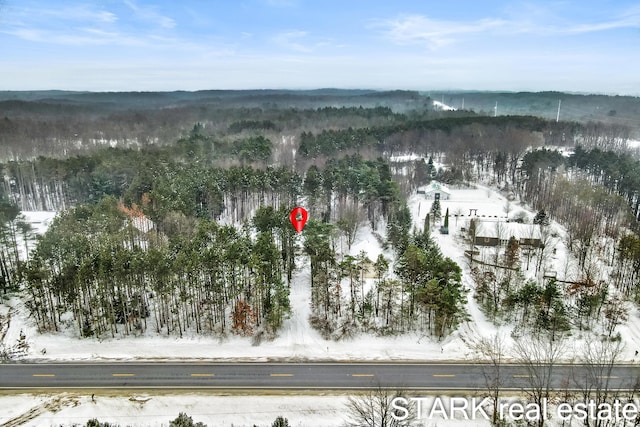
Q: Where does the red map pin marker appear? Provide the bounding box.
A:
[289,207,309,233]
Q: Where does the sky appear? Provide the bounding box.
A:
[0,0,638,93]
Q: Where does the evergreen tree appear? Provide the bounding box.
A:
[536,280,569,338]
[272,416,291,427]
[82,318,94,338]
[443,207,449,229]
[387,201,411,254]
[533,209,550,226]
[373,254,389,317]
[169,412,206,427]
[86,420,116,427]
[427,155,435,177]
[0,198,22,293]
[430,199,442,225]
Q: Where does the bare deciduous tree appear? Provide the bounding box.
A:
[574,338,625,427]
[471,333,508,426]
[344,387,415,427]
[513,334,567,427]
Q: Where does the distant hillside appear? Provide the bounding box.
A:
[429,91,640,136]
[0,89,637,160]
[0,89,428,115]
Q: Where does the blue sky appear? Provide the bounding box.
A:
[0,0,638,93]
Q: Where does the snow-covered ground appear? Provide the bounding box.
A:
[5,187,640,426]
[410,182,640,362]
[20,211,56,235]
[0,393,351,427]
[2,206,477,363]
[433,100,456,111]
[388,153,425,162]
[0,255,471,362]
[5,183,640,365]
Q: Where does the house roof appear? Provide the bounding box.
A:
[475,221,541,240]
[420,182,451,194]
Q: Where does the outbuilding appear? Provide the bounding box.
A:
[417,182,451,200]
[473,221,542,248]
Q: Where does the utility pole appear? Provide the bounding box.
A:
[556,99,562,122]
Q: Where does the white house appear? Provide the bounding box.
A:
[417,182,451,200]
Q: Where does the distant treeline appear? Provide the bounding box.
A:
[298,115,563,157]
[1,89,636,161]
[429,91,640,133]
[1,113,633,214]
[0,90,431,159]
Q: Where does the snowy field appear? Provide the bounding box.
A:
[4,391,614,427]
[627,139,640,149]
[0,392,502,427]
[0,393,349,427]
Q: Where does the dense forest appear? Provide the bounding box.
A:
[1,89,639,345]
[429,90,640,134]
[2,144,468,340]
[0,89,635,161]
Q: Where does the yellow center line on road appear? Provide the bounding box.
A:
[112,373,135,377]
[32,374,55,377]
[270,373,294,377]
[191,373,215,377]
[432,374,456,378]
[351,374,375,377]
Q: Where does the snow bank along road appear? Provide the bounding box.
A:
[0,363,639,391]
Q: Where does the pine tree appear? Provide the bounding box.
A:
[427,155,435,178]
[430,199,442,225]
[86,420,116,427]
[82,318,94,338]
[533,209,550,226]
[169,413,206,427]
[272,416,291,427]
[444,208,449,229]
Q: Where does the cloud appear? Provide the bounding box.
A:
[0,24,210,51]
[270,30,344,53]
[123,0,176,29]
[15,5,118,25]
[374,15,505,49]
[563,7,640,34]
[272,30,312,52]
[375,9,640,49]
[1,26,146,47]
[263,0,297,8]
[0,1,187,49]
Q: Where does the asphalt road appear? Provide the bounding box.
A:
[1,362,639,391]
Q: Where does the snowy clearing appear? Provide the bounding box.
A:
[433,100,456,111]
